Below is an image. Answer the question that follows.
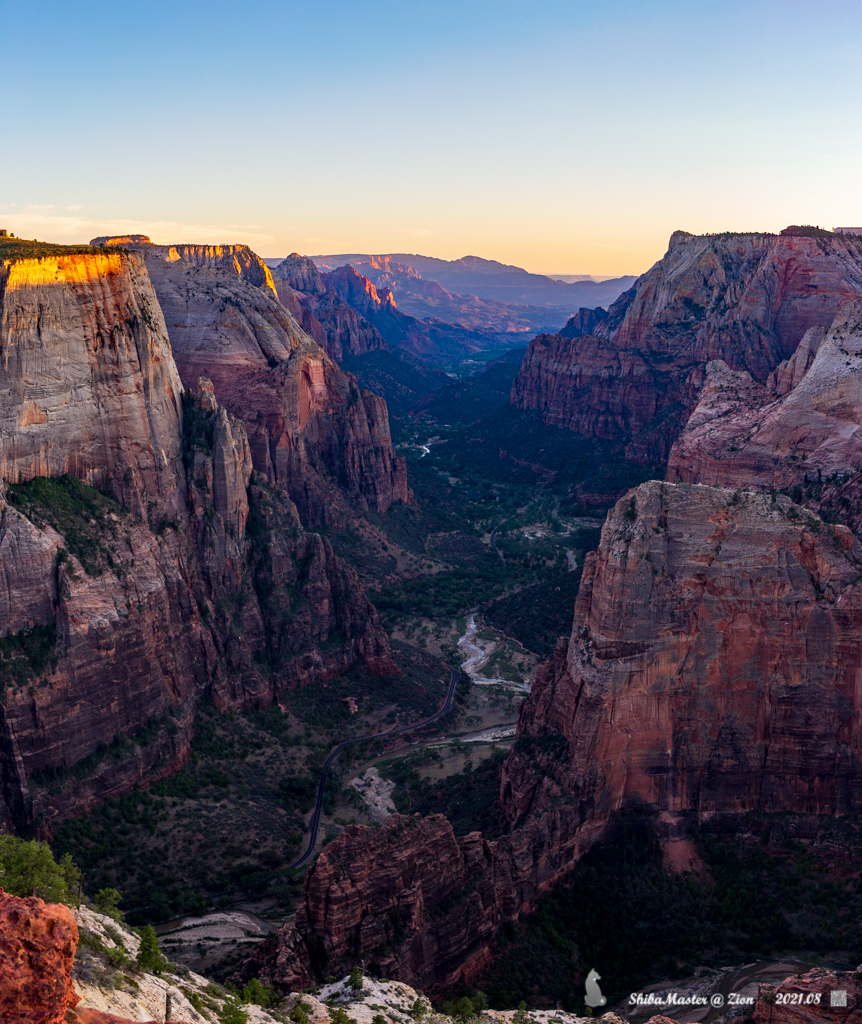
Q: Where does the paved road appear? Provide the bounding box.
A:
[288,666,460,870]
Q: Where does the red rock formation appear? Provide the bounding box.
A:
[0,888,79,1024]
[245,797,603,996]
[321,264,493,361]
[0,252,395,828]
[512,230,862,461]
[503,480,862,830]
[667,301,862,531]
[145,252,410,526]
[753,969,862,1024]
[272,254,387,362]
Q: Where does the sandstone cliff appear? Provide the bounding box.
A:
[502,479,862,829]
[667,301,862,531]
[144,251,410,527]
[272,254,387,362]
[89,236,278,297]
[0,252,184,518]
[512,230,862,461]
[242,812,592,995]
[0,249,395,829]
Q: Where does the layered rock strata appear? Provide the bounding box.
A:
[0,250,394,828]
[502,480,862,827]
[272,254,387,362]
[667,301,862,531]
[89,236,278,297]
[142,251,409,526]
[512,230,862,461]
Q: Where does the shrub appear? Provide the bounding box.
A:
[219,1001,249,1024]
[348,966,364,991]
[0,836,81,905]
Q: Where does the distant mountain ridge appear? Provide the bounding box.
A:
[305,252,636,312]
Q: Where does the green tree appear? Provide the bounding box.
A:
[412,999,427,1020]
[329,1009,356,1024]
[372,1015,388,1024]
[135,924,165,974]
[92,887,124,922]
[219,1001,249,1024]
[348,966,364,992]
[291,1007,309,1024]
[0,836,80,905]
[241,977,276,1007]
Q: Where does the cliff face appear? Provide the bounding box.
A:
[502,479,862,829]
[89,236,278,298]
[667,301,862,530]
[272,255,387,363]
[512,230,862,461]
[320,264,493,360]
[0,253,184,517]
[0,252,394,829]
[243,811,596,996]
[144,251,410,527]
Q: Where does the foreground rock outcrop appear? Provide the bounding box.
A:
[0,888,79,1024]
[512,229,862,461]
[753,969,862,1024]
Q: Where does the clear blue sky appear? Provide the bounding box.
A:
[2,0,861,274]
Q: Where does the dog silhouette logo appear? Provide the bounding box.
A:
[585,968,607,1008]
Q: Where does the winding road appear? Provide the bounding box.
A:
[288,666,460,870]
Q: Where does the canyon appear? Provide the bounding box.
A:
[512,228,862,461]
[0,240,399,832]
[250,229,862,998]
[7,224,862,1012]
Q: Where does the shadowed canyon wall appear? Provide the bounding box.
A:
[512,229,862,461]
